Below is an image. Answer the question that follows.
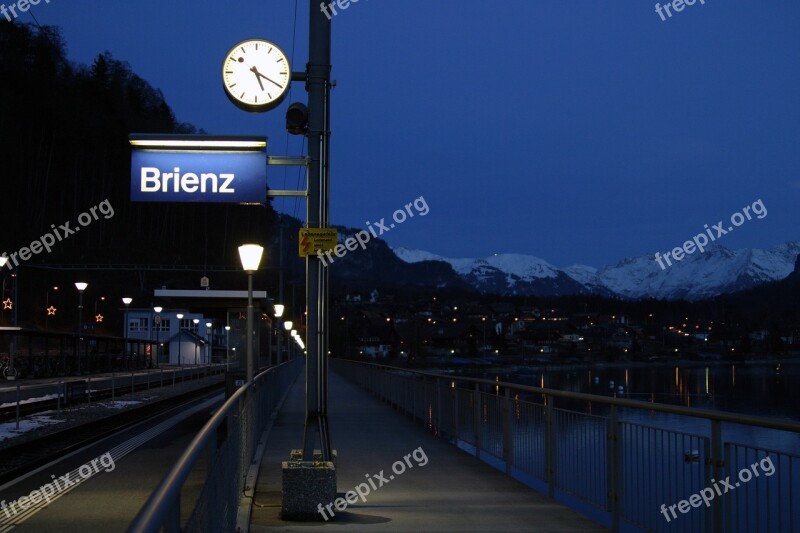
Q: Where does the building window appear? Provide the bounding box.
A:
[158,319,171,333]
[129,318,148,332]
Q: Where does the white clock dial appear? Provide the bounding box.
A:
[222,39,291,112]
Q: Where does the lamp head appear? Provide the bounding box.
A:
[176,313,184,319]
[75,282,88,292]
[274,304,285,317]
[238,244,265,272]
[122,297,133,305]
[153,306,163,314]
[284,321,293,331]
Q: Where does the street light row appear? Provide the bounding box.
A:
[4,245,302,375]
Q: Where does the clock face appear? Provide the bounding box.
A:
[222,39,291,112]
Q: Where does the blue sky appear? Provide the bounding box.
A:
[25,0,800,267]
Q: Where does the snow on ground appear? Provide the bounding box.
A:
[0,414,62,442]
[0,393,60,408]
[95,400,142,409]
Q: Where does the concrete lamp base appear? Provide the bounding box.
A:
[281,449,337,521]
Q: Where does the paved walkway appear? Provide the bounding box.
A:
[250,370,609,532]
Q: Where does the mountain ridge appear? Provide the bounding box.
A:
[393,242,800,301]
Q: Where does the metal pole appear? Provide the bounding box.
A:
[10,272,18,375]
[267,318,272,367]
[302,0,332,461]
[276,321,282,365]
[77,289,83,374]
[247,272,254,383]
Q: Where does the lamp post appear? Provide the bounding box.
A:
[274,304,284,365]
[94,296,106,325]
[75,282,88,374]
[153,306,162,368]
[45,286,59,331]
[0,257,7,326]
[0,257,16,378]
[225,325,231,370]
[284,321,293,362]
[176,313,184,366]
[482,316,487,354]
[122,297,132,357]
[238,244,264,383]
[193,319,200,366]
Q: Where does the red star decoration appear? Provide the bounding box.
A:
[95,314,104,323]
[47,306,57,316]
[2,299,11,310]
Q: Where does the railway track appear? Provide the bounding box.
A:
[0,380,224,484]
[0,367,225,422]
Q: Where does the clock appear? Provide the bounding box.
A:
[222,39,291,113]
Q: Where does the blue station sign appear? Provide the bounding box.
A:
[129,135,267,204]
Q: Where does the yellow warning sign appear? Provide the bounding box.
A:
[299,228,338,257]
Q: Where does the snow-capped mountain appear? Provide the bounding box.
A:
[393,249,609,297]
[393,242,800,300]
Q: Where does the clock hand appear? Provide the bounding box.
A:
[249,66,284,89]
[250,66,265,91]
[259,74,284,89]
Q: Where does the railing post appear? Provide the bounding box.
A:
[435,378,442,436]
[473,383,481,460]
[502,388,513,475]
[545,396,555,498]
[710,420,723,533]
[451,382,459,443]
[607,404,620,532]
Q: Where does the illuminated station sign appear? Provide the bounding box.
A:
[129,135,267,204]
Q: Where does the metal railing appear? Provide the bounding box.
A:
[0,364,226,424]
[0,329,159,378]
[127,357,304,533]
[333,360,800,533]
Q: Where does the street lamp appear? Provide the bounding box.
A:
[482,316,487,354]
[274,304,285,364]
[45,286,59,331]
[176,313,184,366]
[238,244,264,383]
[153,306,162,367]
[75,282,88,374]
[193,319,200,365]
[94,296,106,322]
[284,321,293,361]
[274,304,284,365]
[225,325,231,370]
[122,297,132,357]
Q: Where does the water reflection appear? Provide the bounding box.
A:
[471,361,799,422]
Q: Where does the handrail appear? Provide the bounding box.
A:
[127,361,289,533]
[335,359,800,433]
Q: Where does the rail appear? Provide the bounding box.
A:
[127,357,304,533]
[333,359,800,533]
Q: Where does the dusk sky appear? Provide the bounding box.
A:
[26,0,800,268]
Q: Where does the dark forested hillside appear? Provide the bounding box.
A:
[0,21,277,266]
